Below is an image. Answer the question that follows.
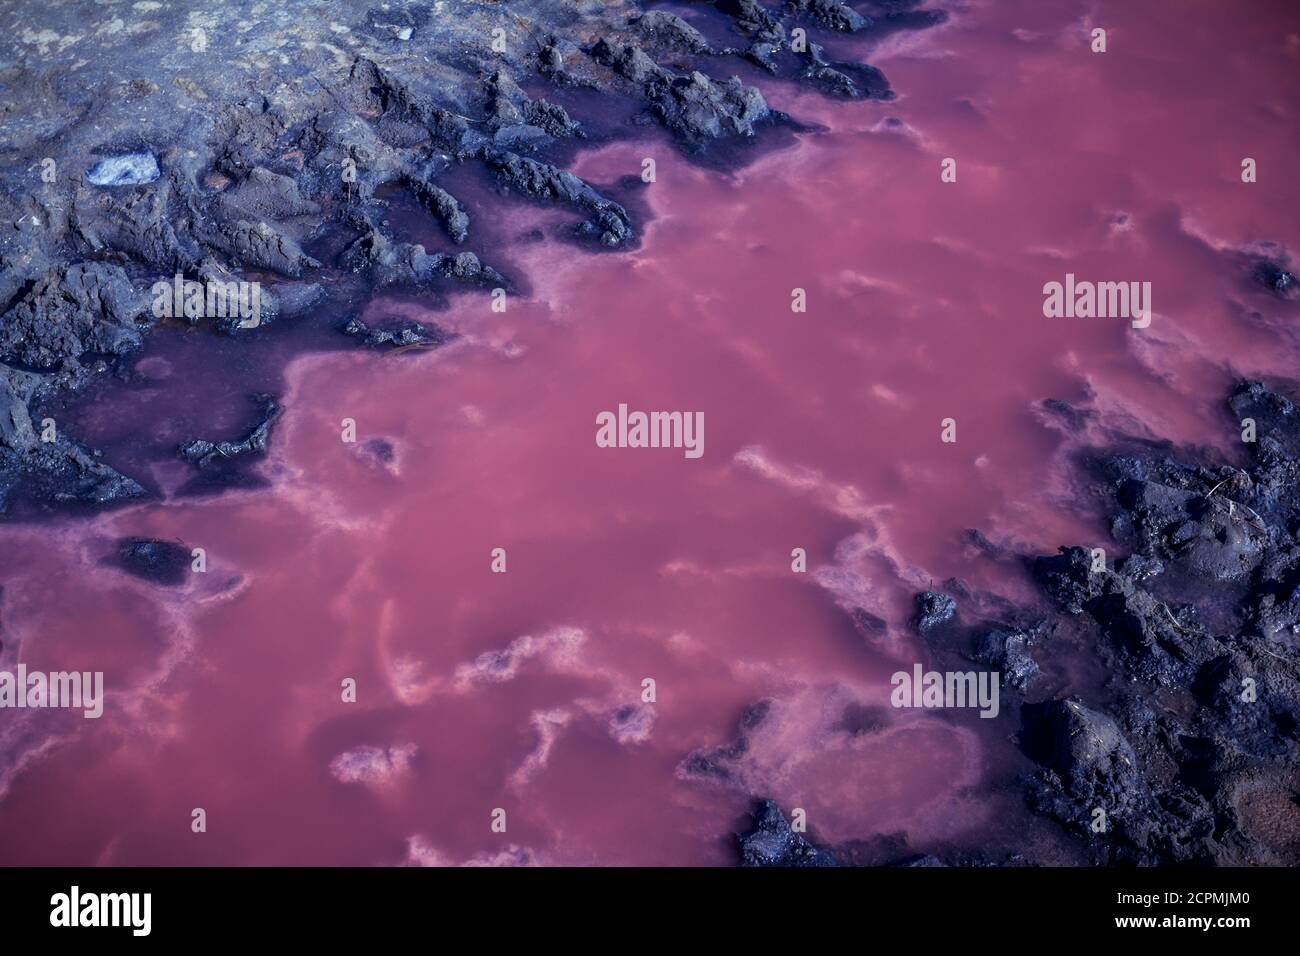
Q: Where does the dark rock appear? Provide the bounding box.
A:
[341,230,506,288]
[590,38,776,152]
[482,148,632,246]
[113,537,191,586]
[1033,546,1101,615]
[1229,379,1300,461]
[737,799,839,866]
[179,394,282,469]
[341,316,455,350]
[914,590,957,633]
[408,173,471,244]
[798,42,891,99]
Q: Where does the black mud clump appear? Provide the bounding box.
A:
[677,698,773,781]
[1011,379,1300,865]
[341,316,457,351]
[179,393,283,470]
[175,393,283,496]
[112,537,191,586]
[737,799,839,867]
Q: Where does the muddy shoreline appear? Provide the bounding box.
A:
[2,1,1298,866]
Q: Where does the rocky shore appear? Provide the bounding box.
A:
[741,378,1300,866]
[0,0,940,515]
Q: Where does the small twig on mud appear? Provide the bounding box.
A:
[1205,470,1249,498]
[1255,642,1295,666]
[1160,603,1200,635]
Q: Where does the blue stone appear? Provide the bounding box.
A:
[86,153,160,187]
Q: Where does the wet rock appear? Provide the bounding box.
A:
[590,38,776,152]
[113,537,190,585]
[341,316,455,350]
[1033,546,1101,615]
[1192,655,1293,760]
[1016,378,1300,864]
[798,42,891,99]
[864,2,949,32]
[179,394,282,469]
[483,148,632,247]
[1229,379,1300,462]
[914,590,957,633]
[406,174,470,244]
[1037,546,1220,685]
[484,70,583,142]
[737,799,839,866]
[524,99,584,139]
[341,230,505,288]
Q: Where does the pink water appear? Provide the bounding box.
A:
[1,0,1298,865]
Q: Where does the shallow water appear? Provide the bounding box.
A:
[1,0,1297,865]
